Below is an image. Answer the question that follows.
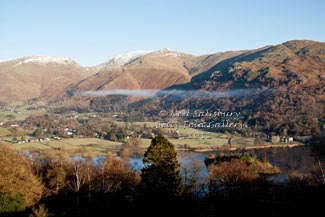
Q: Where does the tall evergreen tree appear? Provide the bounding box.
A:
[140,134,182,196]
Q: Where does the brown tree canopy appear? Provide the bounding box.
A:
[0,143,43,209]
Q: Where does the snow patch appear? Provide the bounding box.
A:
[0,59,11,63]
[163,52,180,57]
[155,48,180,57]
[18,56,76,65]
[104,50,154,68]
[158,48,173,52]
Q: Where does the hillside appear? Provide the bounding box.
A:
[0,56,90,105]
[2,40,323,136]
[0,49,244,107]
[137,40,325,135]
[55,49,244,105]
[183,50,245,76]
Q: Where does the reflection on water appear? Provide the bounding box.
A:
[92,155,106,165]
[128,151,209,177]
[250,146,319,182]
[128,146,319,182]
[23,146,320,183]
[129,157,143,172]
[246,146,319,181]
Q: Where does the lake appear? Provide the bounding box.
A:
[31,145,319,183]
[127,146,320,182]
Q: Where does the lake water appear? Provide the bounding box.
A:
[127,146,320,182]
[28,145,318,183]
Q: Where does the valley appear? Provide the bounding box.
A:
[0,40,324,217]
[0,105,305,157]
[1,40,323,156]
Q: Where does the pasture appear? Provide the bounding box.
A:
[10,138,122,156]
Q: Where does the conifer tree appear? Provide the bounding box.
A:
[140,134,182,196]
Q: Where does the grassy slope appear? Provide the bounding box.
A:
[0,127,11,137]
[0,109,47,121]
[11,138,122,156]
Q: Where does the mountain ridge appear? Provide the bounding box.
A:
[135,39,325,135]
[47,48,245,105]
[1,39,324,117]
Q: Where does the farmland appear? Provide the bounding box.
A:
[10,138,122,156]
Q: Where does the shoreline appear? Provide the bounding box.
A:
[176,143,305,152]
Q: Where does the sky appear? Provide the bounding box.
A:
[0,0,324,66]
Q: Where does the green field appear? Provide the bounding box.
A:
[131,122,158,128]
[0,127,11,137]
[138,136,229,151]
[169,137,229,149]
[11,138,122,156]
[121,121,247,151]
[1,119,256,155]
[0,109,47,121]
[113,121,158,128]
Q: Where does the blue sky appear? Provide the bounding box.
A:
[0,0,324,66]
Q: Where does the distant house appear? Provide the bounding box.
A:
[271,136,280,143]
[280,136,288,143]
[280,136,294,143]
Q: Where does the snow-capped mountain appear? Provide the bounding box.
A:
[102,50,154,69]
[0,49,245,105]
[57,48,246,105]
[0,56,90,104]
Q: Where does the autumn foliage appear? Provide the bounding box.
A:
[0,143,43,213]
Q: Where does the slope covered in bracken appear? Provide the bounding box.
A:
[57,49,244,105]
[138,40,325,135]
[0,56,90,105]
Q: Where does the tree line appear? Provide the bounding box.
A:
[0,135,324,217]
